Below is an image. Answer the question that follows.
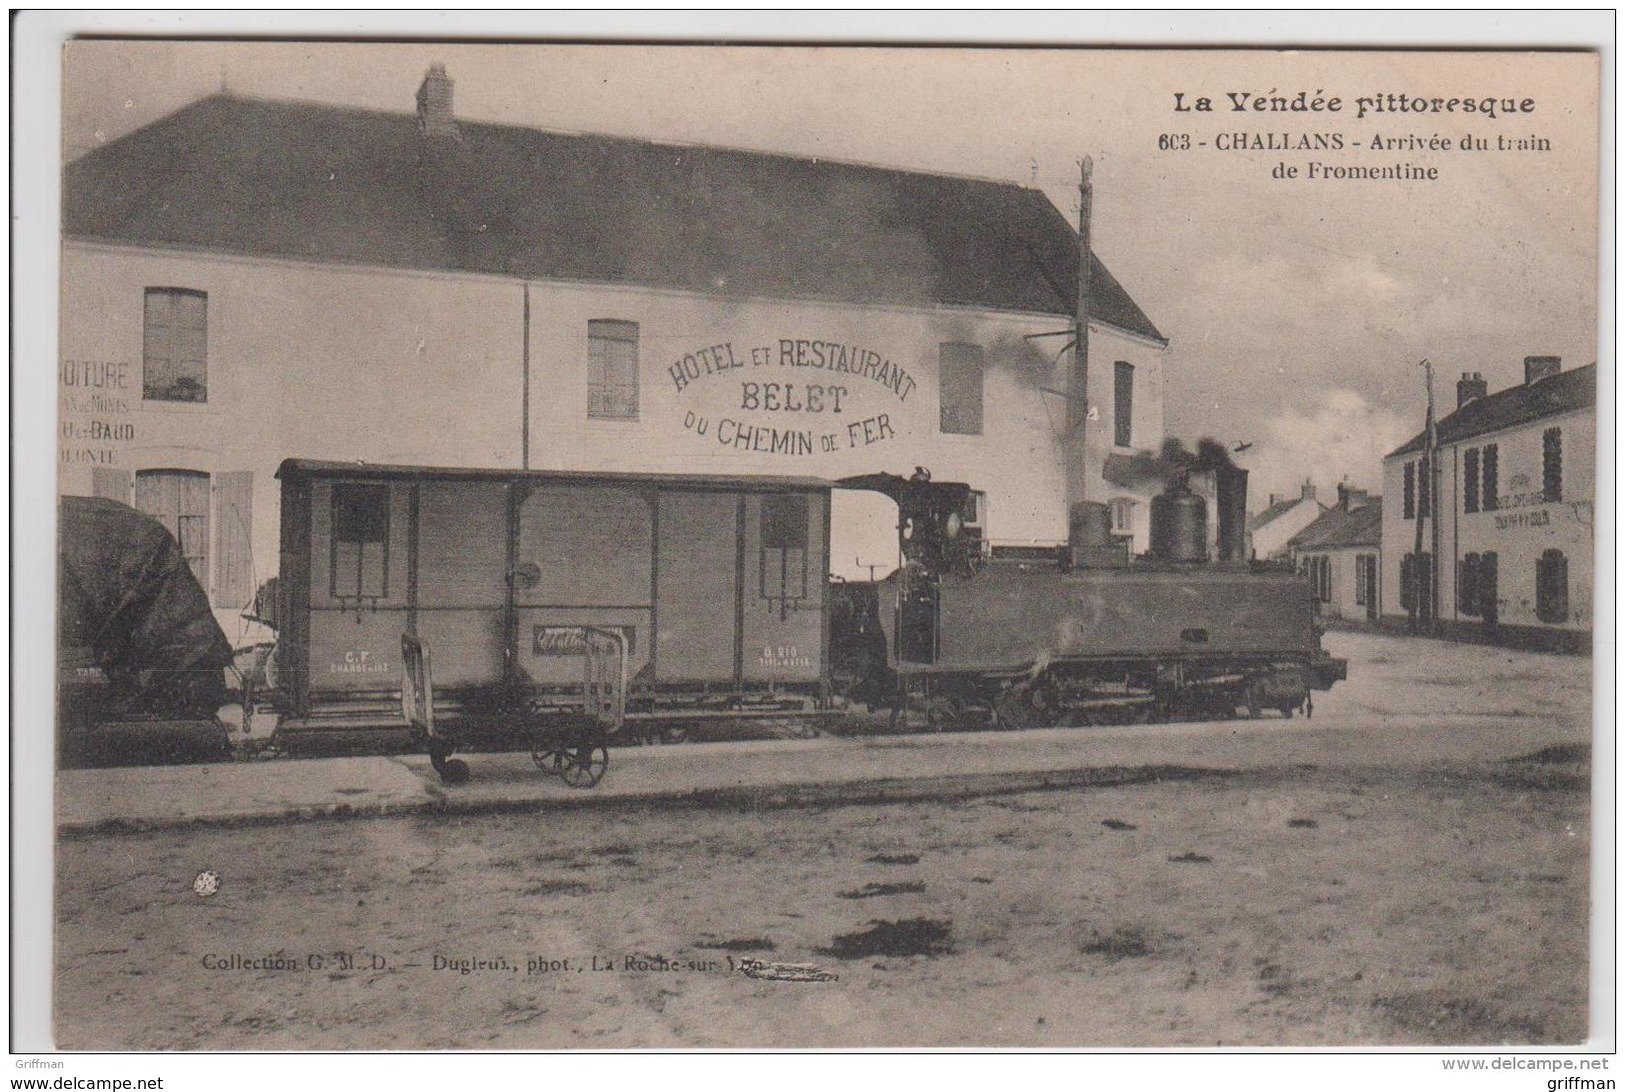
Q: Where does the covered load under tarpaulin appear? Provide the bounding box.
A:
[58,496,234,764]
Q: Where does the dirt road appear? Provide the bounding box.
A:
[56,757,1587,1048]
[54,633,1593,1048]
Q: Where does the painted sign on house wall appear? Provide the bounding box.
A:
[59,357,136,466]
[667,338,915,458]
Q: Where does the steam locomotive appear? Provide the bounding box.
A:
[830,464,1347,731]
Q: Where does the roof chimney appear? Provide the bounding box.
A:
[1300,479,1316,502]
[1457,371,1488,409]
[416,63,459,140]
[1337,483,1370,511]
[1524,355,1561,386]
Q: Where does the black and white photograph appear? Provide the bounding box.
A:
[15,15,1610,1067]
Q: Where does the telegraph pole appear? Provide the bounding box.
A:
[1068,156,1094,507]
[1408,358,1438,634]
[1426,359,1442,632]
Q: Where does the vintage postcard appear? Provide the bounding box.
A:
[22,28,1606,1061]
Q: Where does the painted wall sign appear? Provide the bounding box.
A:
[59,357,135,465]
[1493,508,1553,531]
[667,339,915,457]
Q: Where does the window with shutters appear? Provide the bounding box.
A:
[134,469,210,591]
[1400,551,1433,620]
[587,320,639,420]
[1478,551,1499,623]
[1417,455,1430,519]
[143,288,208,402]
[1458,553,1480,616]
[1403,461,1415,520]
[1113,361,1134,447]
[1543,428,1563,503]
[939,342,984,436]
[1354,553,1377,608]
[1536,549,1569,624]
[1463,448,1480,513]
[1481,444,1499,511]
[331,483,391,602]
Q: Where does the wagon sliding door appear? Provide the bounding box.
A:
[413,480,509,690]
[653,488,827,688]
[513,485,654,689]
[654,491,740,683]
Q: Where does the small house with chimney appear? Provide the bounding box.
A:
[1287,484,1382,624]
[1247,480,1325,560]
[59,65,1169,635]
[1380,356,1595,649]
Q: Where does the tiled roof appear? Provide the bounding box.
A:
[1248,494,1319,532]
[64,93,1165,340]
[1388,364,1596,457]
[1287,498,1383,550]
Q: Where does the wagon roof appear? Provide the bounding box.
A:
[276,458,835,492]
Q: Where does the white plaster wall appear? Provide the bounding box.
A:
[1382,406,1594,632]
[59,243,1168,634]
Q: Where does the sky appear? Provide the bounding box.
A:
[58,37,1602,505]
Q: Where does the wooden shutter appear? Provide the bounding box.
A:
[215,470,254,609]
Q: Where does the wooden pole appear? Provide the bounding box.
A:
[1069,157,1094,506]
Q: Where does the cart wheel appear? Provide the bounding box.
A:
[532,748,567,774]
[559,744,609,789]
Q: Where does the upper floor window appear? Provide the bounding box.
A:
[1543,428,1563,502]
[939,342,984,436]
[134,469,210,590]
[1417,455,1430,519]
[143,288,207,403]
[1463,448,1480,513]
[1481,443,1499,511]
[1113,361,1134,447]
[587,320,639,420]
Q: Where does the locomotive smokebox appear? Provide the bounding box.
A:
[1215,465,1249,562]
[1150,479,1207,561]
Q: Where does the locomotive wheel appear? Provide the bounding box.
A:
[993,686,1044,731]
[559,744,609,789]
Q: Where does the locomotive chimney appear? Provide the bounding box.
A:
[1215,465,1249,562]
